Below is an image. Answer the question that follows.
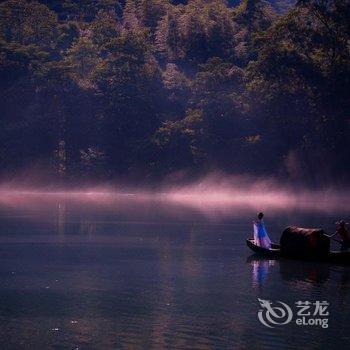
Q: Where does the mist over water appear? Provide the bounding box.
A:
[0,174,349,219]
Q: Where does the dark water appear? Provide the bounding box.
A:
[0,195,349,349]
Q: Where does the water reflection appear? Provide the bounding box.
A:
[248,256,332,286]
[56,202,66,236]
[336,267,350,307]
[0,194,350,349]
[279,260,330,284]
[248,255,275,288]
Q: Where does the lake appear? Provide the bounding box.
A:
[0,192,349,349]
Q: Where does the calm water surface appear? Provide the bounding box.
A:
[0,195,349,349]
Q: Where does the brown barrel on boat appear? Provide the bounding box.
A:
[280,226,330,258]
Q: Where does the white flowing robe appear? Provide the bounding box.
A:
[253,219,272,249]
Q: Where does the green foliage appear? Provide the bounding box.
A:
[0,0,58,48]
[0,0,348,184]
[0,0,58,87]
[90,10,121,49]
[156,0,236,64]
[246,0,350,180]
[233,0,276,64]
[153,108,203,172]
[65,36,101,86]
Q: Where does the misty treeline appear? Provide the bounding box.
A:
[0,0,349,185]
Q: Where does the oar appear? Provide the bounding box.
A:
[324,234,343,245]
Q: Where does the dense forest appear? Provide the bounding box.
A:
[0,0,349,186]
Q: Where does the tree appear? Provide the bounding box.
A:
[93,29,162,175]
[247,0,350,182]
[90,9,121,51]
[156,0,235,65]
[122,0,141,30]
[65,36,100,87]
[161,63,190,119]
[155,4,185,61]
[0,0,348,184]
[188,58,248,171]
[153,108,203,174]
[233,0,276,64]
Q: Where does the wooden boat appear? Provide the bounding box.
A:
[246,238,350,264]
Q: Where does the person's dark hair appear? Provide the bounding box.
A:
[258,212,264,220]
